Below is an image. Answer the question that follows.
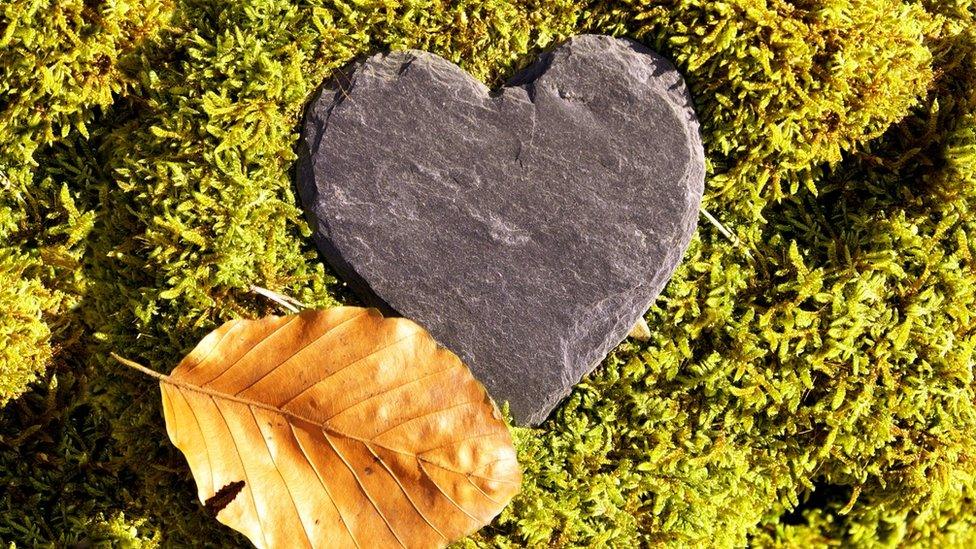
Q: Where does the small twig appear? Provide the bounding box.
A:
[700,208,753,259]
[700,208,738,245]
[111,353,169,381]
[249,285,306,313]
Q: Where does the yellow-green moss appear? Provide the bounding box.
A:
[0,0,172,411]
[0,249,52,405]
[1,0,975,547]
[0,0,173,172]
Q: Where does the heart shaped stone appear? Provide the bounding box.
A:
[297,35,704,425]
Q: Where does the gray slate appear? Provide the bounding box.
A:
[297,34,705,425]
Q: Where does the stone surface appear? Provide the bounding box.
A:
[297,34,704,425]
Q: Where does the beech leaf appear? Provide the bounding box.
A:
[117,307,521,548]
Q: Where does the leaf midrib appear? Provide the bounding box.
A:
[157,371,502,480]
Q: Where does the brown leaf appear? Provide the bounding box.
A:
[140,307,521,548]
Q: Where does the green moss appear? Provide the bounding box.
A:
[81,513,161,548]
[0,0,173,172]
[1,0,975,547]
[591,0,935,216]
[0,249,52,405]
[0,0,172,409]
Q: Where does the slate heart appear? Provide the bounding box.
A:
[297,34,704,425]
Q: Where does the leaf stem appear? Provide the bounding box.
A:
[110,352,170,381]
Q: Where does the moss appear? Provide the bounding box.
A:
[81,513,161,548]
[1,0,975,547]
[0,0,173,173]
[590,0,935,218]
[0,0,172,409]
[0,249,52,405]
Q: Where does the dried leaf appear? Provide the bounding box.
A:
[127,307,521,548]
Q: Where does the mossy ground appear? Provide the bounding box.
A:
[2,0,975,546]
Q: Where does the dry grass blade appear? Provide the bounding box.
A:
[117,307,521,548]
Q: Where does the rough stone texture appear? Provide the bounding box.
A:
[297,34,705,425]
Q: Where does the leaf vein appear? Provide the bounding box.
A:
[418,460,483,524]
[209,394,270,548]
[248,405,314,549]
[288,423,360,549]
[234,310,369,397]
[161,376,491,471]
[424,459,513,504]
[421,457,522,486]
[201,316,299,388]
[180,320,242,376]
[323,363,459,422]
[322,430,407,548]
[369,400,482,442]
[173,387,216,497]
[279,329,422,409]
[364,442,448,542]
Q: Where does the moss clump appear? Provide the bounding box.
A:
[0,250,52,405]
[0,0,172,172]
[1,0,975,547]
[0,0,172,410]
[592,0,936,216]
